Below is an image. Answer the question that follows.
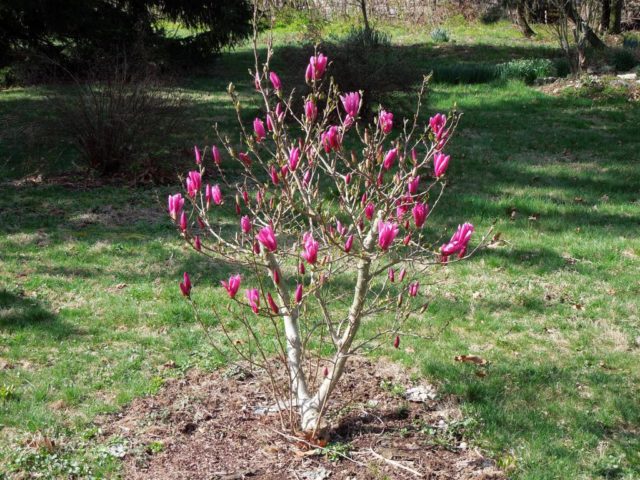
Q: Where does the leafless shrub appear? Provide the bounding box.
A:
[49,60,185,176]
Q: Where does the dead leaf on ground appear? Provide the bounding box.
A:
[528,213,540,221]
[0,359,15,370]
[48,400,67,411]
[25,435,56,453]
[454,355,488,366]
[161,360,177,370]
[486,232,507,249]
[572,303,584,311]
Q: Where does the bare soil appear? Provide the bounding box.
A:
[99,357,504,479]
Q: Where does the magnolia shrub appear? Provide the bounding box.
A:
[169,45,479,434]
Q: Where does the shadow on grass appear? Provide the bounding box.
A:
[0,289,77,338]
[422,357,640,471]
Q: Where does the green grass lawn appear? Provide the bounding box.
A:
[1,21,639,479]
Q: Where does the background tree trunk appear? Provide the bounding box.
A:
[610,0,623,33]
[516,1,536,37]
[601,0,611,31]
[563,0,606,48]
[359,0,371,35]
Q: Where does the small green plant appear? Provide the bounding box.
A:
[322,442,352,462]
[339,25,392,48]
[419,417,478,450]
[146,441,164,454]
[7,447,93,478]
[380,380,406,397]
[498,58,556,84]
[431,27,450,43]
[0,383,17,401]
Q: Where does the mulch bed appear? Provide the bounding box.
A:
[99,357,504,479]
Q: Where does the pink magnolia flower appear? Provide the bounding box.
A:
[378,221,399,250]
[168,193,184,220]
[383,148,398,170]
[242,190,249,204]
[399,268,407,282]
[298,261,306,275]
[269,165,279,185]
[409,282,419,297]
[271,268,280,285]
[253,118,266,142]
[179,211,187,232]
[253,241,260,254]
[257,226,277,252]
[345,173,352,185]
[305,100,317,123]
[239,152,251,166]
[288,147,301,171]
[221,274,241,299]
[340,92,360,118]
[396,202,409,220]
[429,113,447,138]
[441,223,474,260]
[186,171,201,197]
[194,146,201,165]
[301,232,319,265]
[379,110,393,134]
[269,72,282,91]
[267,293,279,314]
[194,235,202,251]
[365,203,375,220]
[434,152,450,177]
[321,126,341,152]
[408,176,420,195]
[211,185,222,205]
[388,268,395,282]
[305,53,328,82]
[205,185,212,207]
[345,234,354,253]
[295,284,303,303]
[246,288,260,313]
[412,202,429,228]
[403,234,411,245]
[240,215,252,234]
[212,145,221,165]
[336,221,347,237]
[303,170,311,187]
[179,272,191,297]
[275,103,285,121]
